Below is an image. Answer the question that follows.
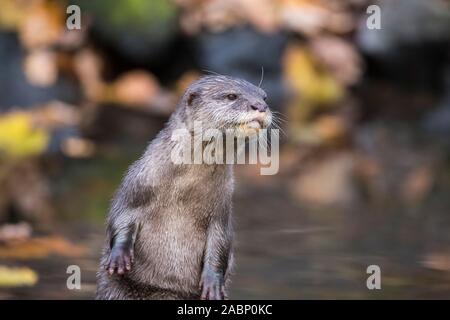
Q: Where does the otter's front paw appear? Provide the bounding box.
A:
[105,246,134,275]
[199,270,226,300]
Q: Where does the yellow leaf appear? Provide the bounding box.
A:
[0,0,27,30]
[284,44,343,105]
[0,266,38,287]
[0,112,49,159]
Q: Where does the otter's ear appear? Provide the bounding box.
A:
[187,92,199,107]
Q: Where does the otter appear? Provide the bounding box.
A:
[96,75,272,300]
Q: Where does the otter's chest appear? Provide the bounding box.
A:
[166,166,233,210]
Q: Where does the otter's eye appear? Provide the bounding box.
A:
[226,94,237,101]
[263,95,267,101]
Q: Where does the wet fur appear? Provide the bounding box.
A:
[96,76,268,300]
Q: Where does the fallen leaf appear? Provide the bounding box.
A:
[112,70,160,107]
[0,222,32,243]
[280,0,354,35]
[33,101,81,129]
[73,48,105,102]
[19,1,64,49]
[401,165,434,205]
[310,36,362,86]
[0,266,38,287]
[177,0,278,34]
[312,115,348,144]
[280,0,330,36]
[0,112,49,159]
[0,236,86,259]
[23,49,58,87]
[233,0,278,33]
[0,0,28,30]
[283,44,343,105]
[61,137,96,158]
[422,253,450,272]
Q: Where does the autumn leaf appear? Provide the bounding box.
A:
[0,236,86,259]
[0,112,49,159]
[23,49,58,87]
[279,0,354,35]
[19,1,64,49]
[112,70,160,107]
[312,115,348,144]
[0,222,32,243]
[283,44,343,105]
[0,0,27,30]
[310,36,362,86]
[61,137,96,158]
[0,266,38,287]
[422,253,450,272]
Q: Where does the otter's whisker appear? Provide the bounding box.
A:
[201,69,224,77]
[270,119,287,138]
[270,111,287,123]
[258,66,264,88]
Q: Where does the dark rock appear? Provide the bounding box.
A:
[0,32,80,110]
[357,0,450,54]
[74,0,178,66]
[195,26,288,110]
[356,0,450,90]
[422,66,450,140]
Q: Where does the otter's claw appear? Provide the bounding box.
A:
[106,246,134,275]
[199,271,226,300]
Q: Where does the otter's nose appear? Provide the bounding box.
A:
[250,102,268,112]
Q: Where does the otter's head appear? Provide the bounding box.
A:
[182,75,272,135]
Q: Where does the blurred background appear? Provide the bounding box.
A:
[0,0,450,299]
